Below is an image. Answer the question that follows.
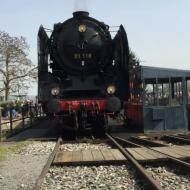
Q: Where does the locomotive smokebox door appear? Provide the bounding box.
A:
[50,11,113,75]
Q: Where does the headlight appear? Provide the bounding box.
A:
[107,85,116,95]
[79,24,86,33]
[51,87,60,96]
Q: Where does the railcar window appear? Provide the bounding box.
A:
[171,81,183,106]
[187,80,190,104]
[144,78,184,107]
[144,84,156,106]
[157,79,170,106]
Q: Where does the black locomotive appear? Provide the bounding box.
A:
[38,11,129,132]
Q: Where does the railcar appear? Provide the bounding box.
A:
[38,11,129,132]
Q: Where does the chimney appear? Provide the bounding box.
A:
[73,11,89,18]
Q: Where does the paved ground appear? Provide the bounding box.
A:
[7,119,58,141]
[5,117,135,141]
[0,141,55,190]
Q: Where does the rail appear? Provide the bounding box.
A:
[105,133,163,190]
[115,136,190,171]
[0,104,45,141]
[34,133,164,190]
[34,137,62,190]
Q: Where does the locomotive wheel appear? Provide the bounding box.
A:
[93,114,109,135]
[72,111,79,130]
[102,114,110,133]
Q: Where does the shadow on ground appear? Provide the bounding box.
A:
[6,118,147,141]
[7,118,58,141]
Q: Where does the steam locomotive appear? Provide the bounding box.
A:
[38,11,129,132]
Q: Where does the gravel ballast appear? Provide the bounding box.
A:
[59,143,111,151]
[0,141,55,190]
[41,164,190,190]
[42,143,143,190]
[41,165,143,190]
[146,166,190,190]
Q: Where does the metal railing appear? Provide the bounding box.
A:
[0,104,44,141]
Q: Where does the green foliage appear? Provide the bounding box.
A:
[0,100,23,109]
[0,142,27,161]
[129,50,140,71]
[0,147,9,161]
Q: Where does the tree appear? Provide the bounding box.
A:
[0,31,36,100]
[129,50,140,71]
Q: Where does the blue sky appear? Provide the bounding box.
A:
[0,0,190,95]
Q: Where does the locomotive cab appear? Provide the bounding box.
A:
[38,11,129,132]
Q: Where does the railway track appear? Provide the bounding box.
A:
[34,137,62,190]
[3,118,190,189]
[113,135,190,188]
[106,134,162,190]
[115,136,190,168]
[34,133,164,190]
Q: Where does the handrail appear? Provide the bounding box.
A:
[0,105,44,141]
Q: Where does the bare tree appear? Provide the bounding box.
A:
[0,31,36,100]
